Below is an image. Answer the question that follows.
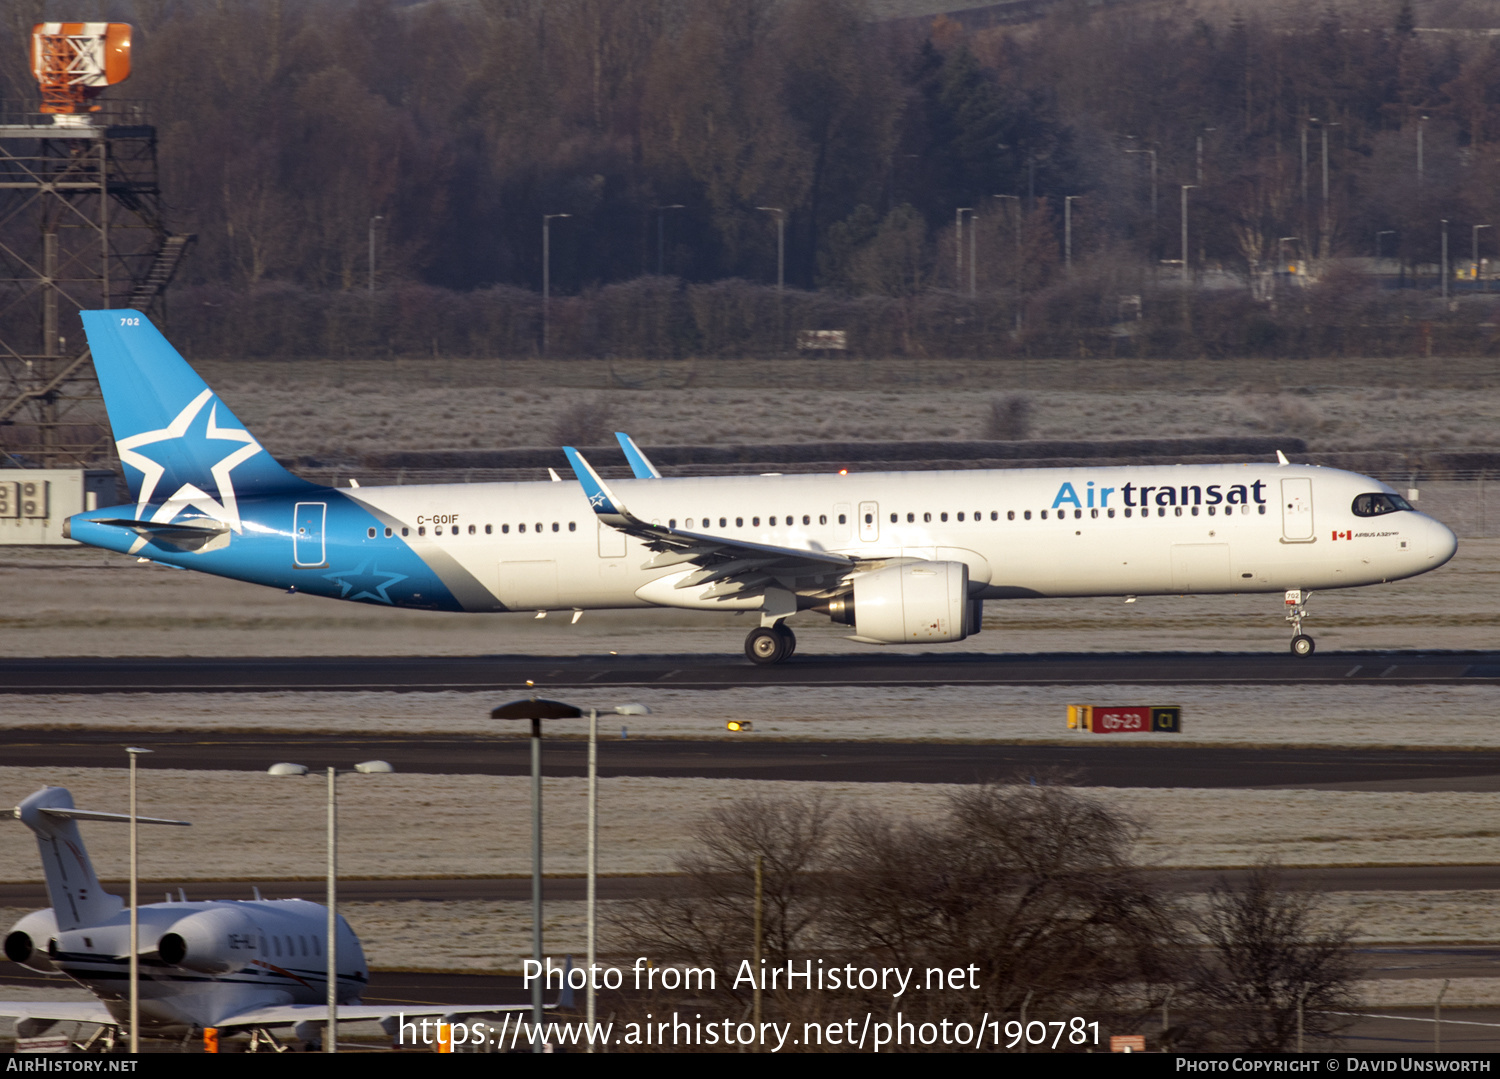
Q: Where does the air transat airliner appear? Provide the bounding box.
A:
[65,310,1457,664]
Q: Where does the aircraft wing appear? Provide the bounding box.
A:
[564,446,863,603]
[0,1002,118,1026]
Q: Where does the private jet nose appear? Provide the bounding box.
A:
[159,906,257,974]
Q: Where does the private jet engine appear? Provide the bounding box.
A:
[158,906,260,974]
[4,909,60,973]
[822,561,978,643]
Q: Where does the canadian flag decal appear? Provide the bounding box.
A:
[1332,530,1352,541]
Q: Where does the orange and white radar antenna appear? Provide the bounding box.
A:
[31,23,132,126]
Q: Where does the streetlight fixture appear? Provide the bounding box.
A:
[367,216,383,294]
[955,208,974,296]
[1441,219,1449,301]
[756,207,785,291]
[542,213,572,355]
[125,746,150,1054]
[1064,196,1081,271]
[489,694,649,1053]
[268,758,394,1053]
[654,205,684,276]
[1180,186,1196,282]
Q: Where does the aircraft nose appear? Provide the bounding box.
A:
[1426,517,1458,567]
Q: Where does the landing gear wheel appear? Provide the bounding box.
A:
[745,626,788,665]
[774,623,797,658]
[1290,634,1315,657]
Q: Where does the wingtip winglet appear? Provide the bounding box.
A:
[614,432,662,480]
[563,446,623,515]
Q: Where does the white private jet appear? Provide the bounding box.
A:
[2,786,560,1052]
[63,310,1458,664]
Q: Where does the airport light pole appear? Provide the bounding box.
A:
[1180,186,1196,283]
[1064,196,1081,271]
[268,759,394,1053]
[489,694,649,1052]
[1441,219,1449,302]
[367,216,383,294]
[654,205,683,276]
[756,207,785,291]
[956,208,974,295]
[1125,147,1157,226]
[126,746,150,1054]
[542,213,571,355]
[1473,225,1490,291]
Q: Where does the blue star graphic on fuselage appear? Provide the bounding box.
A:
[321,561,408,605]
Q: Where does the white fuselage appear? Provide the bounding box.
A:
[43,899,366,1032]
[343,463,1456,614]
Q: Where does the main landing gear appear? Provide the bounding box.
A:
[1285,589,1315,656]
[745,623,797,665]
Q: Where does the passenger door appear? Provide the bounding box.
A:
[1280,478,1314,542]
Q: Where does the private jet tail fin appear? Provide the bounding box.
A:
[614,433,662,479]
[11,786,189,931]
[79,310,314,510]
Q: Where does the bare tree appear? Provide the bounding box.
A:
[1185,862,1360,1052]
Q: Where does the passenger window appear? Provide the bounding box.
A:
[1190,507,1198,517]
[819,515,826,525]
[401,527,409,536]
[418,526,426,536]
[890,513,898,524]
[1107,508,1115,518]
[519,523,526,533]
[485,524,492,534]
[669,519,677,528]
[737,517,744,527]
[1090,509,1098,519]
[720,518,728,527]
[1074,510,1082,519]
[863,514,872,524]
[1158,507,1166,517]
[552,522,559,532]
[940,512,948,522]
[803,515,810,525]
[502,524,510,533]
[907,512,915,523]
[569,521,577,531]
[957,512,965,522]
[1124,508,1132,518]
[536,522,543,531]
[1175,507,1182,516]
[1007,511,1014,521]
[468,524,476,535]
[1024,511,1032,520]
[838,514,846,524]
[1041,510,1048,520]
[1258,505,1267,515]
[367,527,376,538]
[769,517,776,526]
[923,512,931,523]
[384,527,393,537]
[1207,506,1215,516]
[754,517,761,526]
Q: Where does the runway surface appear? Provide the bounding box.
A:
[8,729,1500,790]
[7,649,1500,692]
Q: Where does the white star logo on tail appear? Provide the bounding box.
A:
[115,388,263,535]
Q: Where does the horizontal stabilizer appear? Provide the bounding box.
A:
[89,517,229,551]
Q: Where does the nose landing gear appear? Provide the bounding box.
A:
[1285,589,1315,656]
[745,623,796,665]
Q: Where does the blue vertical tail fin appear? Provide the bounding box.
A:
[81,310,312,526]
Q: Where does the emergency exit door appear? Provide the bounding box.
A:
[1280,478,1314,542]
[294,502,327,566]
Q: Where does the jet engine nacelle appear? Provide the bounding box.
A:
[832,561,971,644]
[4,908,60,973]
[158,906,259,974]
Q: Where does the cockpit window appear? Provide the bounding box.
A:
[1352,492,1412,517]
